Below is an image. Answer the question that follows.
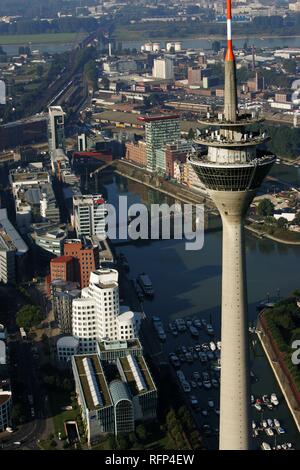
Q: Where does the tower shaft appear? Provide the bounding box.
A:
[211,190,253,450]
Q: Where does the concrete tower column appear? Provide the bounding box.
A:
[211,190,253,450]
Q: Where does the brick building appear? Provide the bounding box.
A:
[50,255,74,283]
[64,238,99,288]
[125,140,147,167]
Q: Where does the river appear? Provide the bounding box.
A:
[1,43,74,56]
[121,36,300,51]
[96,162,300,450]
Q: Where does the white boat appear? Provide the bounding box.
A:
[254,403,262,411]
[217,341,221,350]
[209,341,216,351]
[252,421,256,429]
[267,419,273,428]
[265,427,274,436]
[262,420,268,428]
[277,427,285,434]
[251,395,255,404]
[274,419,280,428]
[261,442,271,450]
[271,393,279,405]
[262,394,269,404]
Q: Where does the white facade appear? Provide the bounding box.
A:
[72,269,141,354]
[152,58,174,80]
[73,194,106,239]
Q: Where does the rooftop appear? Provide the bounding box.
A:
[0,209,28,255]
[74,354,112,411]
[119,355,156,396]
[138,114,180,122]
[99,338,142,352]
[51,255,73,265]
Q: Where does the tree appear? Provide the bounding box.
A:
[136,423,147,442]
[257,199,275,217]
[16,304,42,330]
[117,434,130,450]
[293,213,300,226]
[277,217,287,229]
[11,403,25,424]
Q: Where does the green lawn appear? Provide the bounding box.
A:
[0,33,86,45]
[48,389,79,436]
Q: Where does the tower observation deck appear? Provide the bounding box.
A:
[189,0,276,451]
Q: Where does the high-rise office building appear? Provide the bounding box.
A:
[189,0,275,450]
[73,195,106,239]
[72,269,141,354]
[152,57,174,80]
[138,115,180,172]
[48,106,65,154]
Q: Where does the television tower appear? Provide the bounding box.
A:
[189,0,276,450]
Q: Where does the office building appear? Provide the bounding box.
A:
[10,168,59,232]
[51,280,81,334]
[50,255,74,284]
[125,140,147,167]
[48,106,65,154]
[72,347,157,446]
[72,269,141,354]
[138,115,180,172]
[152,57,174,80]
[73,195,106,239]
[0,379,12,432]
[64,238,100,288]
[189,0,275,450]
[30,222,68,256]
[0,209,28,284]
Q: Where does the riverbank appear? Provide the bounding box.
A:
[0,33,86,45]
[113,160,210,206]
[256,315,300,433]
[115,29,300,42]
[245,224,300,246]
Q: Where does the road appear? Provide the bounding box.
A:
[1,338,52,450]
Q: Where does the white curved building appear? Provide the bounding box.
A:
[72,269,141,354]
